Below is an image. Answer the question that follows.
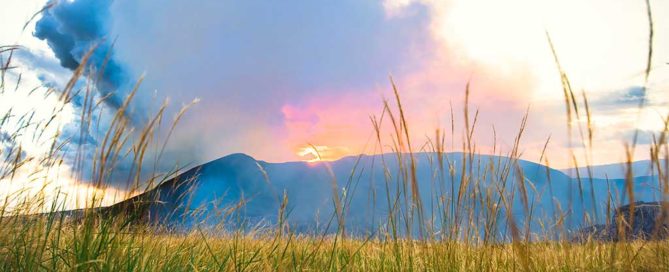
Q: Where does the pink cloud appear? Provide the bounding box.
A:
[272,31,549,163]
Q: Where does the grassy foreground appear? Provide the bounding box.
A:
[1,214,669,271]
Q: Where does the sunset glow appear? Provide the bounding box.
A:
[297,145,350,163]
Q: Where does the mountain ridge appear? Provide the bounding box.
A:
[100,151,663,239]
[562,159,667,179]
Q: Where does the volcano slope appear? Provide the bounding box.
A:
[104,152,661,239]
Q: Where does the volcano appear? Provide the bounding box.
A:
[104,152,661,238]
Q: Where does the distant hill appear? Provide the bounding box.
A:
[105,153,662,238]
[562,160,666,179]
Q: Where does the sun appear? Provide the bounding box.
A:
[296,145,352,163]
[297,146,324,163]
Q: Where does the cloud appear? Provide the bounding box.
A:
[98,0,441,162]
[0,131,20,161]
[25,0,186,190]
[34,0,134,114]
[100,0,552,165]
[24,0,552,174]
[615,129,657,145]
[13,49,71,89]
[27,0,669,174]
[590,86,646,109]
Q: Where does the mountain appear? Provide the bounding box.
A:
[562,160,667,179]
[106,152,662,239]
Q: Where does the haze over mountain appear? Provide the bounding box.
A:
[108,152,662,239]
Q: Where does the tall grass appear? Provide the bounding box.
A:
[0,2,669,271]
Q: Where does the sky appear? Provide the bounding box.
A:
[1,0,668,209]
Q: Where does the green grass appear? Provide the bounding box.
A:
[1,213,669,271]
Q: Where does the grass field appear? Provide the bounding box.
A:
[2,215,669,271]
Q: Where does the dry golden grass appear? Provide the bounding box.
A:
[1,213,668,271]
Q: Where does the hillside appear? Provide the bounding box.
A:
[104,152,661,238]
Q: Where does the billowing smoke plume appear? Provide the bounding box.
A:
[34,0,130,111]
[30,0,170,190]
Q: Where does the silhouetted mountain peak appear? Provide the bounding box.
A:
[209,153,256,165]
[198,153,260,173]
